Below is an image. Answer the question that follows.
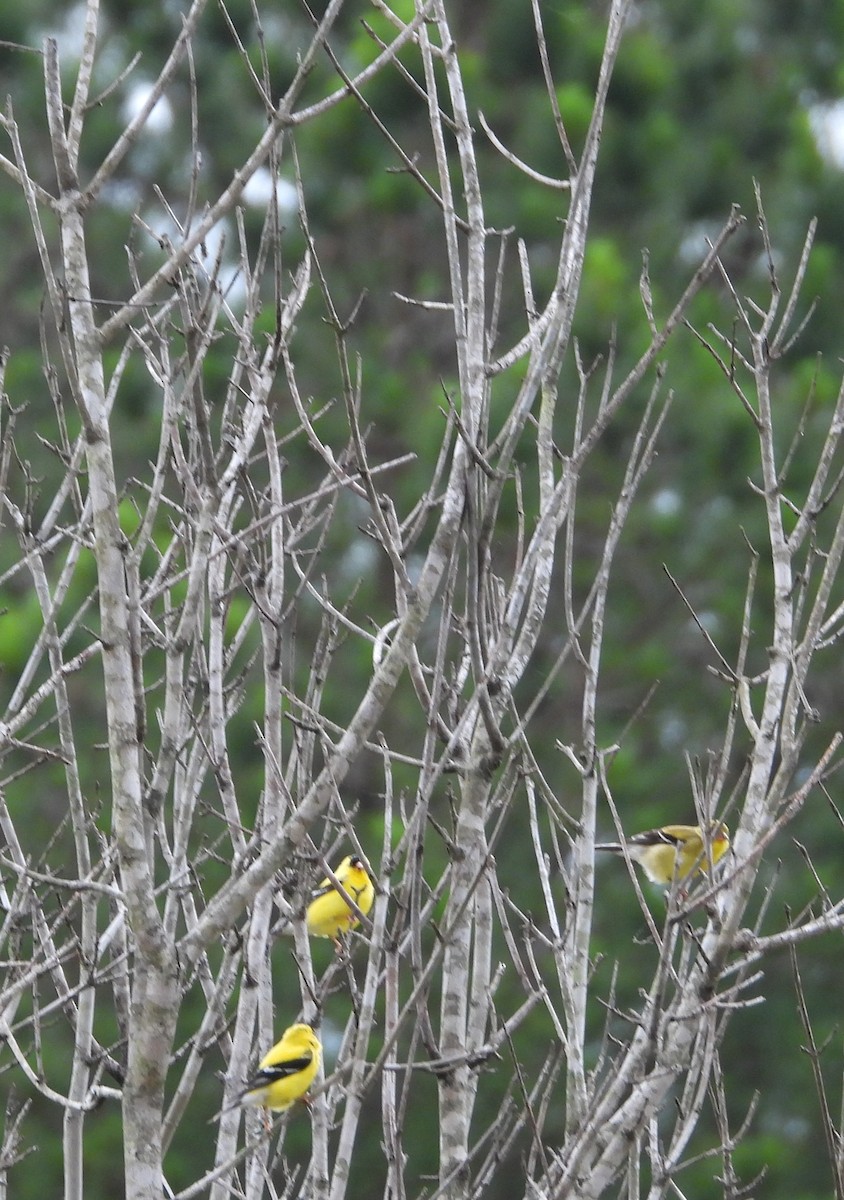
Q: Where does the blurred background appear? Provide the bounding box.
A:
[2,0,844,1194]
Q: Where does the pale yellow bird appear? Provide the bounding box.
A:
[596,823,730,885]
[240,1023,322,1114]
[306,854,374,943]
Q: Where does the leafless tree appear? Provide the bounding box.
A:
[1,1,843,1198]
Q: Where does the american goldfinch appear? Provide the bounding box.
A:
[240,1022,322,1113]
[596,823,730,885]
[306,854,374,942]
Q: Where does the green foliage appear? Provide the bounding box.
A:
[4,0,844,1196]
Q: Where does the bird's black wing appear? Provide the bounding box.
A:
[247,1051,313,1088]
[628,828,682,848]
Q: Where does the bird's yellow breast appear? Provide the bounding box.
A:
[305,857,374,940]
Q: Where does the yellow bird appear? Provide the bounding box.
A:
[306,854,374,942]
[596,823,730,885]
[240,1023,322,1114]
